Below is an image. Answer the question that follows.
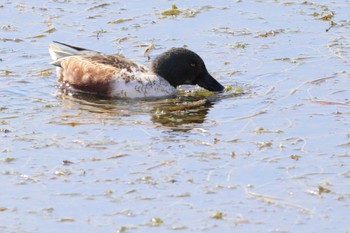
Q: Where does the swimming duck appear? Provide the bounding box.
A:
[49,41,224,98]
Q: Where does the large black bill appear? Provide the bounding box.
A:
[197,73,224,92]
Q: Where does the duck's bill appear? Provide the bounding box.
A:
[198,74,224,92]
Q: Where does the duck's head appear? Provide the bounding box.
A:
[151,48,224,92]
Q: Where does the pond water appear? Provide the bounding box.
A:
[1,0,350,232]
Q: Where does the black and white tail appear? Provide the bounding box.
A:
[48,41,98,67]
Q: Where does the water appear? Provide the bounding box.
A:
[1,0,350,232]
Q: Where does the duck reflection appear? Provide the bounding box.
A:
[56,87,220,130]
[150,97,214,128]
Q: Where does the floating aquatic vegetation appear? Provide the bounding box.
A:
[246,190,312,213]
[224,85,245,97]
[36,68,53,76]
[116,226,127,233]
[86,3,110,11]
[318,185,331,195]
[114,37,128,44]
[2,157,15,162]
[170,192,190,198]
[0,38,23,42]
[300,1,335,27]
[212,211,224,219]
[256,29,284,38]
[143,42,155,56]
[327,38,350,60]
[62,160,74,165]
[89,157,102,161]
[307,183,332,197]
[27,24,56,39]
[27,34,46,39]
[1,25,16,31]
[310,99,350,107]
[302,1,331,14]
[225,85,233,91]
[178,89,215,98]
[161,4,214,18]
[145,160,175,170]
[44,25,56,33]
[253,127,283,134]
[290,154,301,161]
[54,169,71,176]
[233,87,244,93]
[339,142,350,147]
[274,55,312,65]
[86,14,103,19]
[257,141,273,149]
[43,103,54,108]
[52,121,86,126]
[92,28,107,39]
[229,42,249,49]
[150,217,163,226]
[183,5,215,17]
[58,217,75,222]
[104,189,113,196]
[325,20,336,32]
[319,12,334,21]
[226,70,242,76]
[107,153,129,159]
[161,4,182,16]
[289,75,336,95]
[234,110,267,120]
[212,27,252,36]
[108,18,133,24]
[138,176,157,185]
[2,69,12,76]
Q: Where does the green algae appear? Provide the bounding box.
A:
[212,211,224,219]
[108,18,133,24]
[161,4,182,16]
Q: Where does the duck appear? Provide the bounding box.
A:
[49,41,224,98]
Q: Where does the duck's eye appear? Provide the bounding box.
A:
[190,63,196,68]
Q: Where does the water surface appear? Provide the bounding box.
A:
[1,1,350,232]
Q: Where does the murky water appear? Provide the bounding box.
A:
[1,0,350,232]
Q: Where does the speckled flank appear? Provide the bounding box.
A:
[110,70,176,98]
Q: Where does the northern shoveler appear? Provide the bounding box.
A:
[49,41,224,98]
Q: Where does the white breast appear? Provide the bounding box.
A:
[109,69,176,98]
